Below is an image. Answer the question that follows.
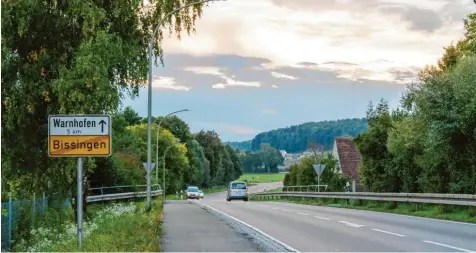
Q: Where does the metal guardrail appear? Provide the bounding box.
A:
[87,184,162,203]
[250,191,476,206]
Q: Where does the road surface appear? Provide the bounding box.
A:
[161,200,263,252]
[202,184,476,252]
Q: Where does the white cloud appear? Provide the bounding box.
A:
[271,71,298,80]
[151,76,191,91]
[185,66,261,89]
[161,0,475,83]
[261,108,277,115]
[272,85,279,88]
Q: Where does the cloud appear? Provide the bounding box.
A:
[271,71,298,80]
[185,65,262,89]
[272,85,279,88]
[151,76,191,91]
[261,108,277,115]
[161,0,475,77]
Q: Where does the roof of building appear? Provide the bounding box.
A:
[334,137,362,183]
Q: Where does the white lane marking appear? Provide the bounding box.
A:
[423,240,473,252]
[281,209,291,212]
[272,207,279,210]
[338,221,365,227]
[267,202,476,227]
[314,216,331,220]
[258,204,267,208]
[371,229,405,237]
[297,212,309,216]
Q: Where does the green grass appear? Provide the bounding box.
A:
[19,198,164,252]
[253,196,476,223]
[239,173,285,183]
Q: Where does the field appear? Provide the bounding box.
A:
[238,173,286,183]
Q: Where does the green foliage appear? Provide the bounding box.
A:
[225,140,252,151]
[1,0,208,199]
[285,154,348,190]
[239,143,284,173]
[355,13,476,194]
[250,118,367,152]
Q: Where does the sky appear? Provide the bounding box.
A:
[124,0,476,142]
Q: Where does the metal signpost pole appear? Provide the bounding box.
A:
[77,157,83,248]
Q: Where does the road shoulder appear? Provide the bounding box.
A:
[161,200,263,252]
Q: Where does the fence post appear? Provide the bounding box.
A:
[33,193,36,215]
[8,193,12,251]
[42,192,46,214]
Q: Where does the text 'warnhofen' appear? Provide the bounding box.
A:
[53,118,96,128]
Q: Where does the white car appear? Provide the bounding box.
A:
[186,186,200,199]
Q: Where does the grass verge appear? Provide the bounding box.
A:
[15,197,163,252]
[239,173,285,183]
[253,196,476,224]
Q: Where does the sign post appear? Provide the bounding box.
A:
[48,115,112,249]
[312,164,326,192]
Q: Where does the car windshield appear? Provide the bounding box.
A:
[187,187,198,192]
[231,182,246,189]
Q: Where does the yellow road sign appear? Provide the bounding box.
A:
[48,115,111,157]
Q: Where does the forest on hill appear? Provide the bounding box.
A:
[227,118,367,153]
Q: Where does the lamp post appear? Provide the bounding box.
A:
[163,138,181,200]
[156,109,189,184]
[145,0,225,212]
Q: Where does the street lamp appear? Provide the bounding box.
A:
[163,138,181,200]
[145,0,226,212]
[156,109,189,184]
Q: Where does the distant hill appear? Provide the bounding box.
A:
[225,140,251,151]
[228,118,368,153]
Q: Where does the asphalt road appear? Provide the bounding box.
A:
[203,186,476,252]
[161,200,263,252]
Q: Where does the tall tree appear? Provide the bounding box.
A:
[1,0,208,203]
[194,130,223,182]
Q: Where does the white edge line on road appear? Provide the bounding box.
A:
[297,212,309,216]
[314,216,331,220]
[197,201,300,253]
[423,240,474,252]
[371,228,405,237]
[281,209,291,212]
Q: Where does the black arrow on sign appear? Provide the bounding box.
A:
[99,120,106,133]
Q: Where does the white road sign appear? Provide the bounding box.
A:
[48,114,112,157]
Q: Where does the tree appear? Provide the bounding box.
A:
[156,115,193,143]
[185,140,210,187]
[123,106,143,126]
[1,0,209,223]
[194,130,224,183]
[225,145,242,179]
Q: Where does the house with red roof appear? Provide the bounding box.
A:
[332,137,364,192]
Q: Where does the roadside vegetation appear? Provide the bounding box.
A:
[14,198,163,252]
